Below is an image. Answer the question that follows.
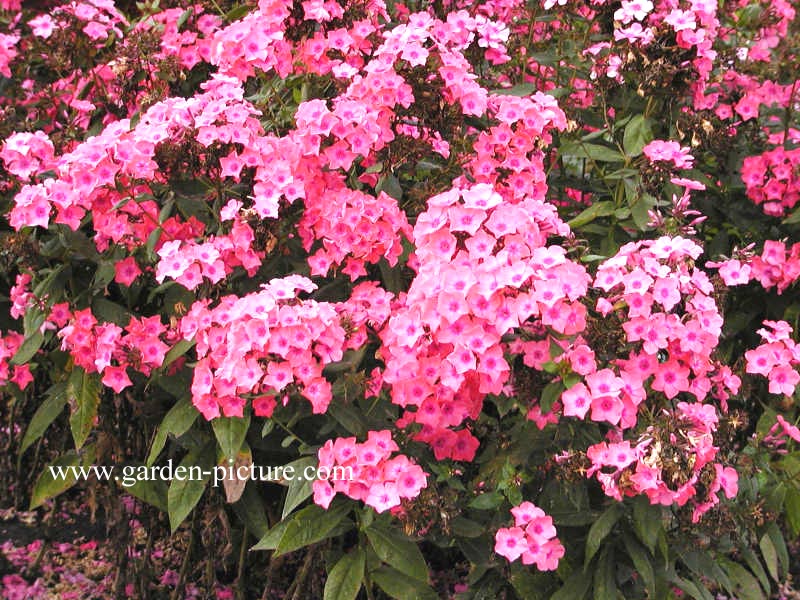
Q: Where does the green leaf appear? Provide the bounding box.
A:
[491,83,536,96]
[722,560,766,600]
[176,7,192,29]
[327,401,368,437]
[764,523,789,576]
[122,472,168,512]
[162,339,195,369]
[376,174,403,200]
[632,495,661,553]
[740,546,770,595]
[594,547,618,600]
[366,523,428,582]
[468,491,503,510]
[251,515,293,551]
[371,566,439,600]
[232,484,270,540]
[146,396,199,466]
[622,534,655,593]
[93,261,116,289]
[91,298,130,327]
[560,141,625,164]
[20,382,67,455]
[540,381,563,413]
[212,415,250,461]
[450,517,485,538]
[668,574,714,600]
[167,445,214,532]
[630,193,656,231]
[274,501,352,556]
[550,567,592,600]
[282,456,315,518]
[456,535,493,567]
[585,504,622,567]
[758,532,779,582]
[68,366,101,450]
[784,488,800,536]
[569,201,616,229]
[623,115,653,157]
[30,451,82,509]
[509,564,551,600]
[225,3,250,21]
[324,549,365,600]
[10,331,44,365]
[782,204,800,225]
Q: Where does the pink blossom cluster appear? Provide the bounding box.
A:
[0,32,17,78]
[302,189,412,281]
[642,140,695,170]
[154,216,262,290]
[381,180,583,461]
[764,415,800,446]
[597,0,720,100]
[467,92,566,196]
[493,501,564,570]
[748,240,800,294]
[7,74,270,286]
[0,131,55,179]
[312,430,428,513]
[745,320,800,398]
[40,0,127,44]
[57,309,174,393]
[583,401,738,522]
[564,237,741,427]
[741,147,800,217]
[133,6,221,69]
[0,331,33,390]
[9,273,34,320]
[178,275,377,419]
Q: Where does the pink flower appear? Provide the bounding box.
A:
[717,259,751,285]
[767,365,799,396]
[494,527,527,561]
[613,0,653,23]
[115,257,142,286]
[102,365,132,393]
[561,382,591,419]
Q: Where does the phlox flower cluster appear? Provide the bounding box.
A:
[34,0,127,43]
[745,320,800,398]
[381,180,584,461]
[9,273,34,321]
[711,240,800,295]
[467,92,566,197]
[0,132,55,180]
[592,0,721,106]
[764,415,800,447]
[301,189,412,281]
[566,237,740,428]
[0,331,33,390]
[154,216,261,290]
[132,6,221,69]
[0,32,17,77]
[642,140,695,170]
[312,430,428,513]
[7,74,268,288]
[57,308,175,393]
[748,241,800,294]
[493,502,564,570]
[741,147,800,217]
[178,276,393,420]
[581,401,738,522]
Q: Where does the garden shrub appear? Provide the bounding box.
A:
[0,0,799,597]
